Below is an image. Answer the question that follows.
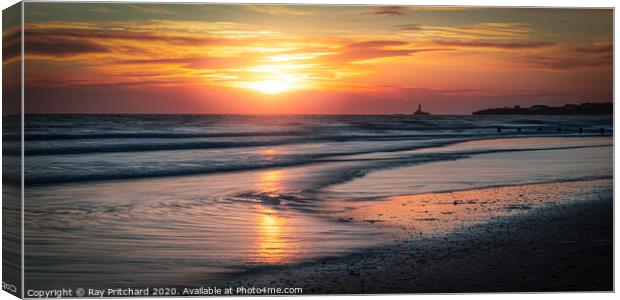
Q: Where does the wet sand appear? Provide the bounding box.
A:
[220,179,613,293]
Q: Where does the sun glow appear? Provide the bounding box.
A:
[232,63,315,94]
[244,80,293,94]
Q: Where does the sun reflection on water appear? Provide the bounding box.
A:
[259,148,278,156]
[255,207,291,264]
[252,169,302,264]
[259,170,283,196]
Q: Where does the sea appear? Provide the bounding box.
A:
[2,114,612,289]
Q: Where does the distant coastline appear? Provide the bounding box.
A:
[473,102,612,115]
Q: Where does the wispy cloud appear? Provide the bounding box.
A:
[394,24,424,31]
[368,6,407,16]
[521,53,612,71]
[573,42,612,54]
[126,4,176,15]
[244,5,316,16]
[403,22,535,40]
[433,40,554,49]
[346,40,409,49]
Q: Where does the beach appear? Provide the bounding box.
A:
[222,179,613,293]
[18,114,613,291]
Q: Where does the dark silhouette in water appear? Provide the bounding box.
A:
[413,103,431,116]
[473,102,612,115]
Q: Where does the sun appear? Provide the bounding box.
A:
[232,63,314,94]
[244,80,293,94]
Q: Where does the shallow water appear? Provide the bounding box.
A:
[337,179,613,237]
[329,139,612,198]
[20,115,613,289]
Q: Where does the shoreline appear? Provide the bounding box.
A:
[219,179,613,293]
[328,174,612,205]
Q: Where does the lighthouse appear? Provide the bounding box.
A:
[414,103,430,115]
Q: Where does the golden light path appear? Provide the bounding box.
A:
[255,170,292,264]
[257,207,287,264]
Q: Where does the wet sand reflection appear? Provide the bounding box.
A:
[255,207,289,264]
[336,179,611,237]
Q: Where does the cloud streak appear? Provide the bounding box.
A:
[368,6,407,16]
[433,39,555,49]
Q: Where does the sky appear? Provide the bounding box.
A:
[10,3,614,114]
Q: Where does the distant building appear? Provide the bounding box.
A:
[531,105,549,111]
[472,102,612,115]
[413,103,430,115]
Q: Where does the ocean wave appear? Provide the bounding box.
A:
[12,131,608,156]
[19,142,610,186]
[20,138,461,185]
[13,133,492,156]
[8,131,310,141]
[13,114,612,157]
